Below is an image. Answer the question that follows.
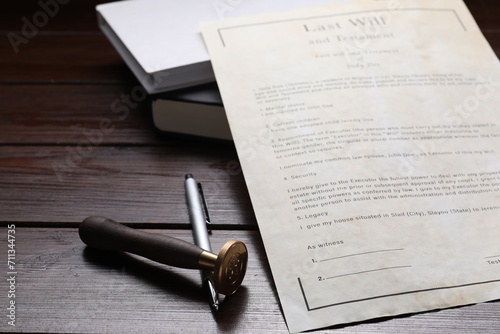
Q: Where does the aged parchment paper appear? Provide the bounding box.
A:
[202,0,500,332]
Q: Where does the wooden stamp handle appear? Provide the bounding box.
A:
[79,216,204,269]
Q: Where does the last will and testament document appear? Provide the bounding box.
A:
[202,0,500,332]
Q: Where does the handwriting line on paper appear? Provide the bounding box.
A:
[320,248,405,263]
[297,278,500,312]
[324,265,412,280]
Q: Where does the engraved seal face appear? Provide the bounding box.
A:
[214,240,248,295]
[226,253,242,280]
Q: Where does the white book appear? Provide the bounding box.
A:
[96,0,348,94]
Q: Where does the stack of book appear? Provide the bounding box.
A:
[96,0,344,140]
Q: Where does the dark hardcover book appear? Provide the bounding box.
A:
[152,82,231,140]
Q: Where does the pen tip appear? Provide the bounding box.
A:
[185,173,193,180]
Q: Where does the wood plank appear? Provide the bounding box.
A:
[1,228,499,333]
[484,32,500,58]
[0,35,135,83]
[0,146,253,227]
[0,84,161,145]
[465,0,500,33]
[0,229,286,333]
[0,0,110,32]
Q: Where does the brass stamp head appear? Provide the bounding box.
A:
[213,240,248,295]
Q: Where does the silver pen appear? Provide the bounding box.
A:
[184,174,219,311]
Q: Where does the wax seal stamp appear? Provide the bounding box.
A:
[79,216,248,296]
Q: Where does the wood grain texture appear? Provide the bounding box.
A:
[0,146,253,227]
[0,228,499,334]
[0,84,159,145]
[0,229,286,333]
[0,35,135,84]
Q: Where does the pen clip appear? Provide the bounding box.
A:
[203,277,219,311]
[197,182,211,233]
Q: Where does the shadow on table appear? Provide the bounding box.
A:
[82,245,251,325]
[82,246,201,302]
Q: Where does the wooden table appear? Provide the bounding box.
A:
[1,1,499,333]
